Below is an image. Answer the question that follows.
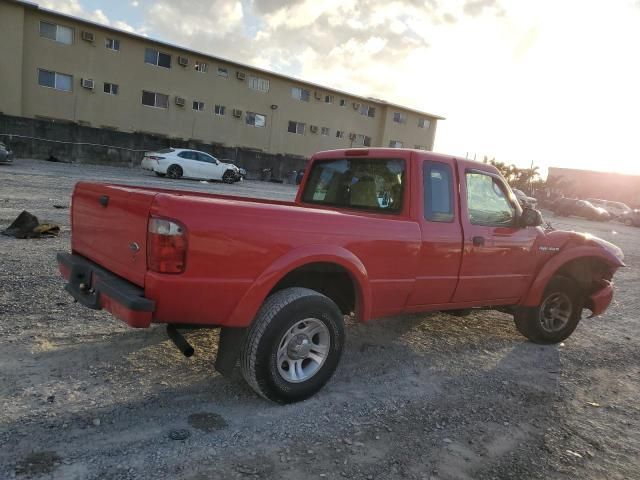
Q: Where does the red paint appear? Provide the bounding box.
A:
[59,148,623,331]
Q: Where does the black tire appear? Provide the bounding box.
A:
[222,170,236,184]
[167,164,183,179]
[446,309,472,317]
[240,287,345,403]
[154,172,166,177]
[514,276,583,344]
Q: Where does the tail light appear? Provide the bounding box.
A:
[146,155,165,160]
[147,217,187,273]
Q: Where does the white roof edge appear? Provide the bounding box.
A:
[11,0,446,120]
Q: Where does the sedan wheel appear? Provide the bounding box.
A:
[167,164,183,179]
[222,170,236,184]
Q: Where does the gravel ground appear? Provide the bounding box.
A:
[1,158,638,480]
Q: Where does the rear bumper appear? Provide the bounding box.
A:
[585,281,614,318]
[57,252,155,328]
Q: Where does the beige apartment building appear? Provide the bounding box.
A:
[0,0,444,158]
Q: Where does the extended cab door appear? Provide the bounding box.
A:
[452,163,540,303]
[407,159,463,306]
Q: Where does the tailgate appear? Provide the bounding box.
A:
[71,182,157,287]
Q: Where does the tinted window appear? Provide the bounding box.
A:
[178,151,196,160]
[38,69,55,88]
[197,152,216,163]
[424,161,454,222]
[466,172,515,226]
[302,158,405,213]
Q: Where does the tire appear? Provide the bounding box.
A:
[222,170,236,184]
[240,287,345,403]
[167,164,183,179]
[154,172,166,177]
[514,276,583,344]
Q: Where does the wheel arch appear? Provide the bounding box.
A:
[225,245,371,327]
[521,246,623,307]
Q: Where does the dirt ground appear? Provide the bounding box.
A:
[1,158,638,480]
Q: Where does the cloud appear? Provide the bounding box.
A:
[40,0,137,32]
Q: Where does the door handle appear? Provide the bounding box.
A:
[472,236,485,247]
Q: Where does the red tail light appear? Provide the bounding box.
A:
[147,155,165,160]
[147,217,187,273]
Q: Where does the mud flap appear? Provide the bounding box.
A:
[215,327,247,377]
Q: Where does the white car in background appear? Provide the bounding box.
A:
[141,148,243,183]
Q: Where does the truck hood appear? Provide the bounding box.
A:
[538,229,625,267]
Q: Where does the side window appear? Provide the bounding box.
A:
[178,151,195,160]
[198,153,216,163]
[466,172,515,226]
[424,161,454,222]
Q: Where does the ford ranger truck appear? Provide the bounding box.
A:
[57,148,624,403]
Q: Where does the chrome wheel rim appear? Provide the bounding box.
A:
[539,292,572,332]
[223,171,234,183]
[276,318,330,383]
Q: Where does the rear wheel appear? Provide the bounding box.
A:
[240,288,345,403]
[222,170,236,184]
[514,276,583,344]
[167,164,183,179]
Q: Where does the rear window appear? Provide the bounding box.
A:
[302,158,405,213]
[156,148,174,154]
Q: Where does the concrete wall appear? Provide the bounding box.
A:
[0,0,442,158]
[0,113,308,180]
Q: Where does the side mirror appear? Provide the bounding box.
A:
[520,207,543,228]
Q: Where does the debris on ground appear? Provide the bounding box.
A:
[2,210,60,238]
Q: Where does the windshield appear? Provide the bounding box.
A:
[302,158,405,213]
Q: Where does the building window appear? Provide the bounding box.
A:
[389,140,403,148]
[217,67,229,78]
[418,118,431,129]
[193,101,205,111]
[39,21,73,44]
[141,90,169,108]
[38,69,72,92]
[336,130,345,139]
[291,87,310,102]
[194,61,208,73]
[321,127,330,136]
[103,82,119,95]
[324,95,334,104]
[246,112,266,127]
[393,112,407,124]
[354,134,372,147]
[358,105,376,118]
[144,48,171,68]
[105,38,120,51]
[288,121,305,135]
[248,76,270,93]
[339,99,347,107]
[214,105,226,116]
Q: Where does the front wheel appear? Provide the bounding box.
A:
[514,276,583,344]
[240,288,345,403]
[222,170,236,184]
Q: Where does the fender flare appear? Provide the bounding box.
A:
[521,246,624,307]
[225,245,371,327]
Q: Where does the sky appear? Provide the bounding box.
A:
[40,0,640,177]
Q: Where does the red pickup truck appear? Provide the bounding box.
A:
[58,148,624,403]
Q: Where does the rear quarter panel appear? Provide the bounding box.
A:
[145,194,421,326]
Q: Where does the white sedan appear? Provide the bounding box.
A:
[141,148,242,183]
